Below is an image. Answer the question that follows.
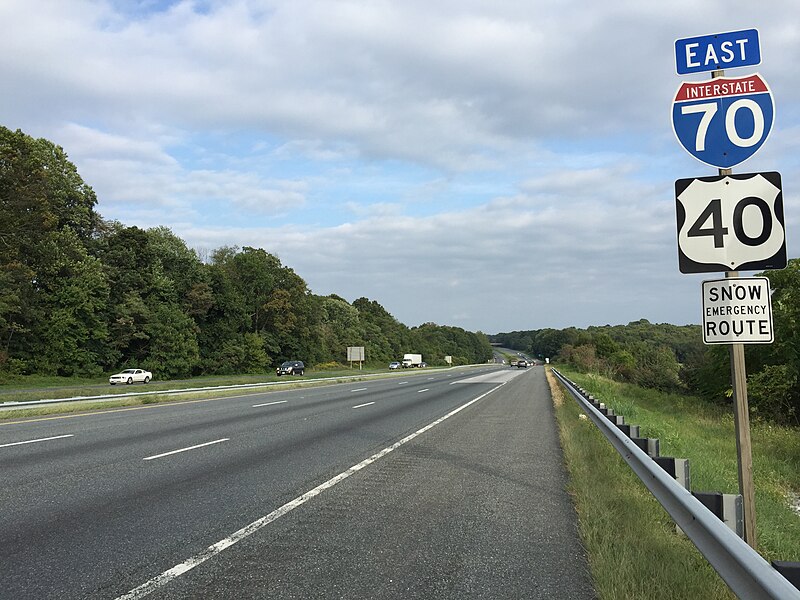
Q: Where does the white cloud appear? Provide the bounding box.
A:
[273,140,358,162]
[169,161,693,331]
[2,0,799,332]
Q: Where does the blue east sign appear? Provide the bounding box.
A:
[675,29,760,75]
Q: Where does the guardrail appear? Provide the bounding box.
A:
[551,368,800,600]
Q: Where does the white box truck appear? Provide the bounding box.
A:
[402,353,423,368]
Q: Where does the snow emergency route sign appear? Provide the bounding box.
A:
[672,73,774,169]
[702,277,773,344]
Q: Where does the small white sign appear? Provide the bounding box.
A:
[347,346,365,361]
[702,278,773,344]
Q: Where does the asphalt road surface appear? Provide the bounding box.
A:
[0,366,595,599]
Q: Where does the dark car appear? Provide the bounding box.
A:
[277,360,305,376]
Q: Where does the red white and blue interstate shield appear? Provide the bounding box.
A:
[672,73,774,170]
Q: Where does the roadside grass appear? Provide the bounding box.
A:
[0,384,317,421]
[548,367,800,599]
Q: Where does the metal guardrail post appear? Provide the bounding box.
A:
[693,492,744,537]
[551,368,800,599]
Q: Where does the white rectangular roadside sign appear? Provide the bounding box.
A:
[702,277,773,344]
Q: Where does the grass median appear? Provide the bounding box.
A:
[0,366,463,421]
[547,366,800,599]
[0,370,404,420]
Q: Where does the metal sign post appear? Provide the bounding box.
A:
[711,60,757,544]
[726,279,758,547]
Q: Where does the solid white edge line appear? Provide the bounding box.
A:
[252,400,288,408]
[116,382,505,600]
[0,434,74,448]
[143,439,230,461]
[352,402,375,409]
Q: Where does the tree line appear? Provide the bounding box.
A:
[492,267,800,427]
[0,126,493,381]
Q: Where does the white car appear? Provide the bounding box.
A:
[109,369,152,385]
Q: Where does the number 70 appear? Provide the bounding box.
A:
[681,100,765,151]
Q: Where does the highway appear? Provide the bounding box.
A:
[0,366,595,599]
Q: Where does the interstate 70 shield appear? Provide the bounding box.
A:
[672,74,774,170]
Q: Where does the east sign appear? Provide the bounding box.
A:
[675,29,761,75]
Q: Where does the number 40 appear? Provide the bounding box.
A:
[687,196,773,248]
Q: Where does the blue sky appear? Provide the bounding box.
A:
[2,0,799,333]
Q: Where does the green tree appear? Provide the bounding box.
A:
[94,224,157,307]
[747,364,798,425]
[147,226,206,304]
[0,127,98,252]
[607,349,636,380]
[31,229,110,375]
[0,127,102,373]
[592,331,620,359]
[144,303,200,378]
[109,292,151,366]
[318,296,365,361]
[630,342,682,392]
[353,297,412,363]
[198,256,247,373]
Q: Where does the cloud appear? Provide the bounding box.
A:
[56,123,178,166]
[169,161,694,331]
[2,0,799,332]
[273,140,358,162]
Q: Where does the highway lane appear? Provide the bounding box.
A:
[1,365,534,598]
[154,365,595,599]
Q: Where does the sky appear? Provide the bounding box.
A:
[2,0,799,334]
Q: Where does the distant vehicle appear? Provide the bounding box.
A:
[402,353,423,368]
[109,369,152,385]
[516,360,528,368]
[389,362,401,370]
[277,360,305,376]
[419,362,428,368]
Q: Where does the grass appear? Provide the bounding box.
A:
[547,366,800,599]
[0,368,402,404]
[0,381,329,421]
